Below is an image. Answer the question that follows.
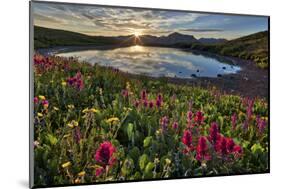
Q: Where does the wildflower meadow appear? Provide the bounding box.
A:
[33,54,268,186]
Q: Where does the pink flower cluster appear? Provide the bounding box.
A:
[182,122,243,162]
[67,72,84,90]
[133,90,163,109]
[186,110,204,128]
[34,54,54,73]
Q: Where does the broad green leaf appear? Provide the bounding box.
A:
[139,154,149,171]
[143,136,153,148]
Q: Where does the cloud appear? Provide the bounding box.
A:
[32,2,267,39]
[180,28,224,32]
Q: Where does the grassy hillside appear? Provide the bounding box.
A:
[188,31,269,68]
[34,26,120,49]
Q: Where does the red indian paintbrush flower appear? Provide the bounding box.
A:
[172,121,178,130]
[94,141,116,167]
[149,101,154,108]
[141,90,147,100]
[196,136,211,161]
[209,122,220,146]
[182,130,193,148]
[226,138,235,153]
[156,94,163,108]
[194,111,204,125]
[219,137,228,156]
[95,167,105,177]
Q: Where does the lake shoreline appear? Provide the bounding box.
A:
[37,45,268,99]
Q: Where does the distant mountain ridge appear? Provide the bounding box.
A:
[34,26,227,49]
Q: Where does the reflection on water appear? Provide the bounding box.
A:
[57,45,241,78]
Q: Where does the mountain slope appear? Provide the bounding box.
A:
[189,31,269,68]
[34,26,123,49]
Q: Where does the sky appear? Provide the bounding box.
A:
[32,2,268,40]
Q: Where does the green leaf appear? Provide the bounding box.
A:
[144,162,155,174]
[128,147,140,163]
[139,154,149,171]
[251,143,264,153]
[46,134,58,146]
[143,136,153,148]
[127,123,134,139]
[121,158,134,176]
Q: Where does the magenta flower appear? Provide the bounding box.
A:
[196,136,211,161]
[156,99,161,108]
[182,130,192,148]
[187,111,193,122]
[34,97,39,104]
[172,121,178,130]
[149,101,154,108]
[209,122,220,145]
[94,141,116,167]
[143,99,148,107]
[156,94,163,108]
[226,138,235,153]
[219,137,228,156]
[121,89,129,98]
[42,100,49,106]
[160,116,169,132]
[257,117,267,133]
[246,98,254,120]
[194,111,204,125]
[67,72,84,90]
[95,167,104,177]
[231,113,237,130]
[141,90,147,100]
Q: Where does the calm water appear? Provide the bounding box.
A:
[57,46,241,78]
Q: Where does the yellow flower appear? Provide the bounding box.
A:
[61,81,67,86]
[67,104,75,109]
[82,108,89,113]
[67,120,78,128]
[78,171,86,177]
[89,108,99,113]
[74,178,81,184]
[37,113,43,117]
[67,122,74,128]
[73,121,79,127]
[106,117,120,124]
[82,107,99,114]
[39,95,45,100]
[53,107,59,111]
[165,158,171,165]
[62,161,71,168]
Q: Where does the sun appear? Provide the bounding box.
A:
[133,31,141,37]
